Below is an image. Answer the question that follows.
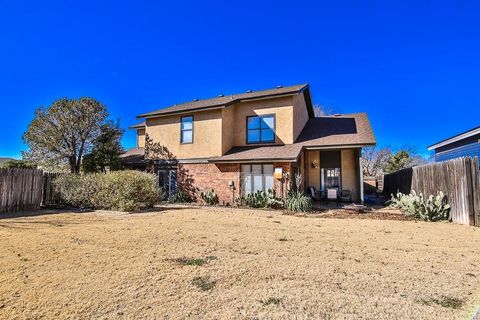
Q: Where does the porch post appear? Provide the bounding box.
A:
[358,149,364,204]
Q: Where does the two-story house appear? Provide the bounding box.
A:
[121,84,376,204]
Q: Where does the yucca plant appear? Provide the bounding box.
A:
[168,189,192,203]
[285,190,312,212]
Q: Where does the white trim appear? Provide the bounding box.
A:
[428,127,480,150]
[304,145,369,150]
[209,158,297,164]
[359,152,364,203]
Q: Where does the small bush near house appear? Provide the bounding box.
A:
[239,189,284,209]
[55,170,162,211]
[168,189,192,203]
[200,190,219,205]
[285,190,313,212]
[388,190,450,222]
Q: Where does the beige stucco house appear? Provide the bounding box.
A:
[122,84,376,204]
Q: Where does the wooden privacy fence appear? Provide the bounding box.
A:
[42,172,63,207]
[383,157,480,226]
[0,168,44,212]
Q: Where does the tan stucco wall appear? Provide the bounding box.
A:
[226,96,295,147]
[341,149,359,201]
[221,107,235,154]
[143,94,310,158]
[306,150,321,189]
[145,109,223,159]
[305,149,360,201]
[293,92,310,141]
[137,129,145,148]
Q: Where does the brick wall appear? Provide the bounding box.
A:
[178,163,240,205]
[273,162,292,198]
[178,162,293,205]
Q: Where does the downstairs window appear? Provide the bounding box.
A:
[241,164,274,195]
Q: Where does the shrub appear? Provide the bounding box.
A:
[200,190,219,205]
[285,190,312,212]
[388,190,450,221]
[168,189,192,203]
[54,170,163,211]
[239,189,284,209]
[54,173,100,208]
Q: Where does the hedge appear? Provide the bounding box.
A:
[54,170,163,211]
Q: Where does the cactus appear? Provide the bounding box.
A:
[388,190,450,221]
[200,189,219,205]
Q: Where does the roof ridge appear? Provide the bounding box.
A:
[137,83,309,118]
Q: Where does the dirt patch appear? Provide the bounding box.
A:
[0,205,479,319]
[303,208,418,221]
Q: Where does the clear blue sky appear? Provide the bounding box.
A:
[1,0,479,159]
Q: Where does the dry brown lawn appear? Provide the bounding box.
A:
[0,205,479,319]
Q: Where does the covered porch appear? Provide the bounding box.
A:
[298,148,363,204]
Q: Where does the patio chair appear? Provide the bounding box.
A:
[327,188,339,207]
[307,186,317,200]
[340,189,352,203]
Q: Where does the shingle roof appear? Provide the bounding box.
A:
[209,113,375,163]
[296,113,376,147]
[137,84,312,118]
[129,121,145,129]
[120,147,145,164]
[208,144,304,163]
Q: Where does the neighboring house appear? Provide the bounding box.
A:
[428,126,480,162]
[122,84,376,204]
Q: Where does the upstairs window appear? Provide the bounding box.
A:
[247,114,275,144]
[181,116,193,144]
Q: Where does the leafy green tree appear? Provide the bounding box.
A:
[384,150,414,173]
[23,97,108,173]
[2,159,36,169]
[82,120,124,173]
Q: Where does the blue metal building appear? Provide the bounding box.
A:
[428,126,480,162]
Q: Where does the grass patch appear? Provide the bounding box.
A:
[417,296,463,309]
[170,257,208,266]
[169,255,217,267]
[192,276,216,291]
[261,297,282,306]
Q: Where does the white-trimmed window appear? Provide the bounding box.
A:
[241,164,274,194]
[181,116,193,144]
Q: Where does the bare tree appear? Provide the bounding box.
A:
[362,146,393,177]
[313,104,335,117]
[362,146,430,177]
